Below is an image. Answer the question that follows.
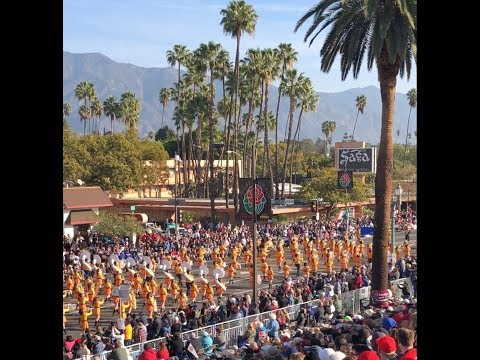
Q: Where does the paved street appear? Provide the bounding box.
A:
[64,230,416,339]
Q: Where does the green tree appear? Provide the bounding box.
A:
[94,211,144,237]
[298,167,369,219]
[138,139,170,161]
[403,88,417,166]
[63,127,91,182]
[351,95,367,141]
[295,0,416,296]
[155,126,176,141]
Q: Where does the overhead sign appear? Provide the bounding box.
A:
[336,147,377,173]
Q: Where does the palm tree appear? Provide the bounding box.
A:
[167,45,192,157]
[321,120,336,156]
[90,97,103,135]
[63,103,71,127]
[280,68,306,197]
[295,0,416,299]
[274,43,298,197]
[351,95,367,141]
[159,88,172,128]
[119,92,141,131]
[220,0,258,215]
[103,96,119,134]
[258,48,279,194]
[78,105,91,136]
[403,88,417,166]
[74,81,95,135]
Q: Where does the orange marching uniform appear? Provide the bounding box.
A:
[78,308,92,332]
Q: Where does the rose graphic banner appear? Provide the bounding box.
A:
[238,178,272,220]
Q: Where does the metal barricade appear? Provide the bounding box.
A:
[87,279,412,360]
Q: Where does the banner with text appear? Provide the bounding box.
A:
[238,178,272,220]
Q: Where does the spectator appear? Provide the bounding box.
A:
[397,328,416,360]
[376,336,398,360]
[156,341,170,360]
[201,330,214,355]
[137,342,156,360]
[167,332,184,358]
[356,351,380,360]
[267,313,280,340]
[106,341,129,360]
[185,333,203,357]
[213,326,227,351]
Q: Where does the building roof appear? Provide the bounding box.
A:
[65,210,100,225]
[63,186,113,210]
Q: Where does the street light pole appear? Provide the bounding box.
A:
[215,142,258,304]
[251,143,258,305]
[174,153,180,241]
[391,184,403,261]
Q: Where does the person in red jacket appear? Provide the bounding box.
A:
[137,342,156,360]
[156,341,170,360]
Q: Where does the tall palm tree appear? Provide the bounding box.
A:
[220,0,258,215]
[403,88,417,166]
[274,43,298,197]
[159,88,172,128]
[280,68,306,197]
[74,81,95,135]
[199,41,223,220]
[351,94,367,141]
[119,92,141,131]
[63,103,71,127]
[259,48,279,194]
[78,105,91,136]
[321,120,336,156]
[289,82,318,195]
[167,45,192,162]
[103,96,119,134]
[90,97,103,135]
[295,0,416,299]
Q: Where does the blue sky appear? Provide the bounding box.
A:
[63,0,417,94]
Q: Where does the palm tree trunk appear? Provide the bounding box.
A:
[161,107,165,128]
[209,71,217,222]
[403,106,412,167]
[111,115,114,134]
[351,109,360,141]
[264,81,274,196]
[281,95,295,197]
[182,121,188,196]
[289,106,304,196]
[196,115,203,198]
[371,53,399,299]
[274,66,285,198]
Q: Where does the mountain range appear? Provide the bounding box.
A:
[63,51,417,144]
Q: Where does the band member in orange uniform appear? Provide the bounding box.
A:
[78,308,92,332]
[103,278,113,302]
[158,283,168,311]
[266,265,274,289]
[92,296,105,326]
[282,261,290,278]
[189,282,198,302]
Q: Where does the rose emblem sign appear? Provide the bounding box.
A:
[243,184,266,216]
